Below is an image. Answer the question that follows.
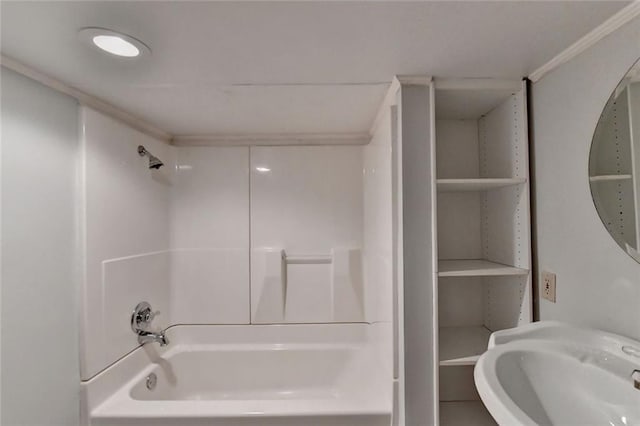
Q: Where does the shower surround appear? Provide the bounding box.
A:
[79,105,394,424]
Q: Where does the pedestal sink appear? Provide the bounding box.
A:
[474,321,640,426]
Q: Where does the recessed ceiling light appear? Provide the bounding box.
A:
[78,27,150,58]
[255,167,271,173]
[92,35,139,57]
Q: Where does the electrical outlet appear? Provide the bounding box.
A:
[541,271,556,302]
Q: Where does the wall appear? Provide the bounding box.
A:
[364,104,395,422]
[80,123,252,377]
[1,69,80,425]
[364,113,394,325]
[399,82,438,425]
[1,68,390,413]
[250,146,364,323]
[170,146,249,324]
[531,17,640,340]
[79,122,373,376]
[172,145,365,326]
[80,107,172,379]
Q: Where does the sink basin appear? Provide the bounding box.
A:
[474,321,640,426]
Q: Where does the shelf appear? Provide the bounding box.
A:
[439,326,492,366]
[440,401,497,426]
[434,79,521,120]
[438,259,528,277]
[589,174,632,182]
[437,178,526,192]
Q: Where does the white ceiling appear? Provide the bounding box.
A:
[0,1,629,136]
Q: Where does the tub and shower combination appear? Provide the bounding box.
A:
[82,324,391,426]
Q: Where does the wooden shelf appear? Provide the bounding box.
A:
[439,326,491,366]
[438,259,528,277]
[589,174,632,182]
[437,178,526,192]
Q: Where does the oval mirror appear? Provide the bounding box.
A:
[589,59,640,263]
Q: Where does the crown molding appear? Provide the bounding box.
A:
[0,54,172,142]
[369,75,434,136]
[529,2,640,83]
[1,54,375,146]
[434,78,521,91]
[171,132,370,146]
[369,78,401,136]
[395,75,432,86]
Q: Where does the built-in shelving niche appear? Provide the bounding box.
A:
[434,80,532,426]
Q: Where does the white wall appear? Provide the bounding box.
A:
[398,82,438,425]
[78,129,373,376]
[364,105,395,420]
[80,127,252,377]
[80,107,172,379]
[250,146,364,323]
[1,68,80,425]
[172,145,367,326]
[1,68,391,412]
[531,17,640,340]
[364,112,394,324]
[170,146,250,324]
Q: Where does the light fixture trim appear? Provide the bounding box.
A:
[78,27,151,58]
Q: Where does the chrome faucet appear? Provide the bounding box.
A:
[137,330,169,346]
[633,370,640,390]
[131,301,169,347]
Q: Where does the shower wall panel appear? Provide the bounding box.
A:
[169,146,250,325]
[79,107,172,380]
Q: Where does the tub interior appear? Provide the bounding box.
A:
[130,346,360,401]
[86,324,392,425]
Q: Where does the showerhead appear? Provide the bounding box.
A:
[148,155,164,170]
[138,145,164,170]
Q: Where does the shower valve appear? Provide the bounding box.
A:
[131,301,160,333]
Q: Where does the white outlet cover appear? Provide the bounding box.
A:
[541,271,556,303]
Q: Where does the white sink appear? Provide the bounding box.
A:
[474,321,640,426]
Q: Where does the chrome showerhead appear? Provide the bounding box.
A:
[138,145,164,170]
[147,154,164,170]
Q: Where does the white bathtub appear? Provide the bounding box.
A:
[83,324,391,426]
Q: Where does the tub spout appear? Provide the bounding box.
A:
[138,330,169,347]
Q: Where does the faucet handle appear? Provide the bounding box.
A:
[147,310,161,322]
[131,302,160,334]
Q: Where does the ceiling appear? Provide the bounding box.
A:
[0,1,629,137]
